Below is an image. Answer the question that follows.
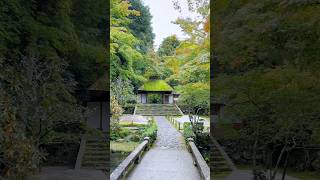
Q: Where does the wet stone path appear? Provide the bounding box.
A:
[127,116,201,180]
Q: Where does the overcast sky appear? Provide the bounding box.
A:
[142,0,198,49]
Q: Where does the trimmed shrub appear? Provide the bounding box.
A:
[110,128,130,141]
[142,119,157,143]
[183,122,195,140]
[123,104,135,114]
[130,134,141,142]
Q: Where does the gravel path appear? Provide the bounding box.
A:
[127,116,201,180]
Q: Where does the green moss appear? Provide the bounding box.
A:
[119,122,147,127]
[110,141,140,152]
[139,80,173,91]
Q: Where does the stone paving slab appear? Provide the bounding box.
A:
[36,166,107,180]
[127,116,201,180]
[120,114,148,124]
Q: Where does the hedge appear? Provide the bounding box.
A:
[142,118,157,143]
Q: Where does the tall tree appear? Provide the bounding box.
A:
[212,0,320,178]
[110,0,146,88]
[162,0,210,115]
[128,0,155,53]
[157,35,181,57]
[0,0,107,178]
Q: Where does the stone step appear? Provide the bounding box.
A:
[212,156,225,161]
[212,151,221,156]
[135,104,182,116]
[211,166,232,172]
[137,103,175,105]
[83,155,108,161]
[85,147,108,152]
[82,161,108,169]
[135,111,181,113]
[212,161,228,166]
[209,142,235,173]
[86,143,109,148]
[80,135,109,169]
[84,151,108,156]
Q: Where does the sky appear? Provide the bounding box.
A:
[142,0,198,49]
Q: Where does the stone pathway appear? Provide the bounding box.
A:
[127,116,201,180]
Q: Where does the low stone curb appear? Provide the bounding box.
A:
[110,137,150,180]
[187,138,210,180]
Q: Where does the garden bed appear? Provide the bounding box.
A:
[110,118,157,172]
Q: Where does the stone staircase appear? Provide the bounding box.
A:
[210,137,236,173]
[211,144,232,172]
[134,104,183,116]
[76,134,109,170]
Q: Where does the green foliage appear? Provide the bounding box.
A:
[183,123,196,140]
[173,0,209,18]
[212,0,320,176]
[111,96,123,138]
[111,0,155,88]
[0,56,84,179]
[213,123,240,141]
[212,0,320,74]
[0,94,43,179]
[119,122,147,128]
[213,67,320,143]
[160,2,210,115]
[111,78,136,107]
[157,35,181,57]
[128,0,155,53]
[0,0,107,89]
[147,94,162,104]
[110,128,130,141]
[0,0,106,178]
[142,119,157,143]
[177,82,210,115]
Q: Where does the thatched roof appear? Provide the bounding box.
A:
[138,80,173,92]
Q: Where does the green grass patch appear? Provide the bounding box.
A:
[110,141,140,152]
[119,122,147,127]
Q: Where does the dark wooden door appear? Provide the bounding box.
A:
[163,95,169,104]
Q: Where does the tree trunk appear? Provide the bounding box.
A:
[271,144,287,180]
[253,137,258,180]
[281,151,290,180]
